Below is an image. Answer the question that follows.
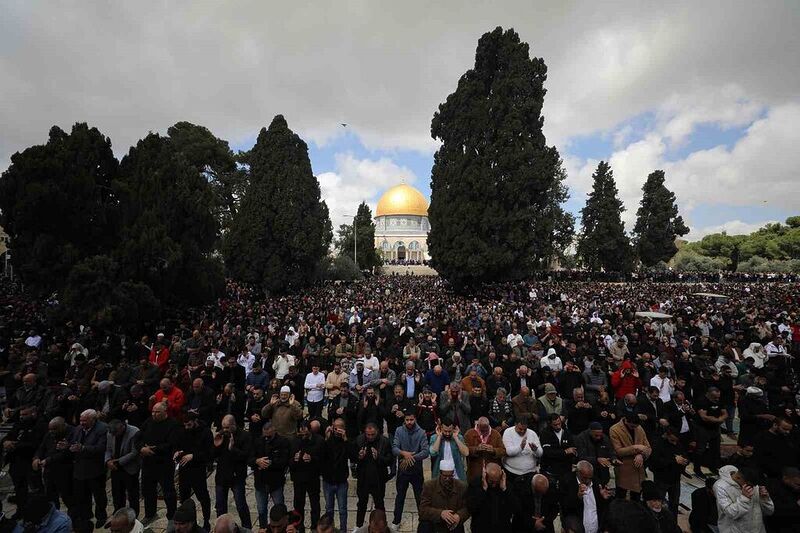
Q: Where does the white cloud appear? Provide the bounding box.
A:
[686,220,777,241]
[317,153,419,230]
[566,102,800,233]
[2,1,799,170]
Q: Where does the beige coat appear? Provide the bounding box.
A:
[609,419,651,492]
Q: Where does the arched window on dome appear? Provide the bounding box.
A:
[408,241,420,262]
[395,241,406,262]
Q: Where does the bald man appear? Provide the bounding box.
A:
[519,474,559,533]
[463,417,506,480]
[561,460,613,533]
[467,463,520,531]
[213,415,253,529]
[69,409,109,531]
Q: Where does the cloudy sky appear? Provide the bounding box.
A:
[2,1,799,238]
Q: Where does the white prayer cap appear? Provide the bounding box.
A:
[439,459,455,472]
[280,386,291,393]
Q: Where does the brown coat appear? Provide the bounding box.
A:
[419,478,470,533]
[609,419,651,492]
[261,400,303,438]
[464,428,506,481]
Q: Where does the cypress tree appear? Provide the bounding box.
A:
[428,26,561,287]
[533,151,575,268]
[115,132,224,305]
[632,170,689,266]
[223,115,332,293]
[0,123,119,294]
[335,201,382,270]
[577,161,633,272]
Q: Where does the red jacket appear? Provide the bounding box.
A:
[149,346,171,373]
[154,386,185,419]
[610,360,642,399]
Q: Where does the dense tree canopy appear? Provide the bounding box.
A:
[115,132,224,305]
[632,170,688,267]
[427,26,564,288]
[577,161,633,272]
[223,115,332,293]
[0,124,119,294]
[167,121,245,230]
[335,202,382,271]
[675,216,800,272]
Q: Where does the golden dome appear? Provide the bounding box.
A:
[375,184,429,217]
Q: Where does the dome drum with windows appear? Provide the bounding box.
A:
[374,183,430,262]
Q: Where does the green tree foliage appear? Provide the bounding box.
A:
[223,115,332,293]
[681,216,800,272]
[166,121,246,229]
[671,249,728,271]
[632,170,689,266]
[0,124,119,294]
[316,255,364,282]
[115,132,224,305]
[577,161,633,272]
[427,27,563,287]
[533,155,575,267]
[335,202,382,270]
[61,255,159,328]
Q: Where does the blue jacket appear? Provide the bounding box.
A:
[392,422,430,474]
[13,504,72,533]
[424,369,451,395]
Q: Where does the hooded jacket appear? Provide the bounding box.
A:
[743,343,768,369]
[392,421,430,475]
[610,360,642,399]
[713,465,774,533]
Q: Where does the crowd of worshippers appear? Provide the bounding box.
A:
[0,276,799,533]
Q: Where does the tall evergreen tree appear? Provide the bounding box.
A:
[632,170,689,266]
[577,161,633,272]
[223,115,332,293]
[427,26,562,287]
[335,202,382,270]
[115,132,224,305]
[532,151,575,267]
[166,121,246,231]
[0,123,119,294]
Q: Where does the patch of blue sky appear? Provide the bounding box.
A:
[562,111,658,161]
[662,120,757,162]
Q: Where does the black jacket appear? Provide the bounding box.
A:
[185,387,216,426]
[765,478,800,533]
[539,428,576,479]
[288,434,324,482]
[327,394,359,438]
[662,400,694,438]
[648,436,687,485]
[35,426,75,477]
[68,420,109,480]
[467,480,521,532]
[249,433,290,490]
[213,428,252,487]
[134,417,181,467]
[636,395,665,438]
[3,418,47,477]
[351,434,393,488]
[175,422,214,469]
[560,475,609,532]
[321,434,350,484]
[688,487,717,533]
